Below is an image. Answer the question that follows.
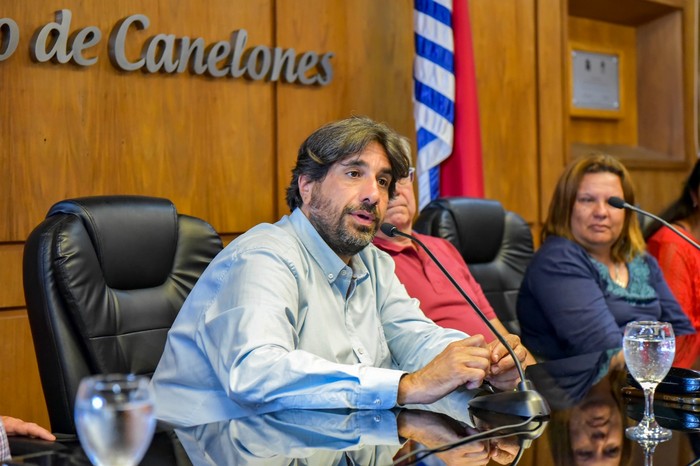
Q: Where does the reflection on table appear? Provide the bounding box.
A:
[12,345,700,465]
[174,406,545,466]
[176,410,401,465]
[527,347,700,466]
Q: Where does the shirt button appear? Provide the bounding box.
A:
[358,348,364,355]
[340,270,346,276]
[374,399,381,405]
[374,415,381,423]
[328,273,334,279]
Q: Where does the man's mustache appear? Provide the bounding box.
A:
[343,202,380,227]
[343,202,378,215]
[359,202,378,215]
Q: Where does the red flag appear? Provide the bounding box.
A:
[439,0,484,198]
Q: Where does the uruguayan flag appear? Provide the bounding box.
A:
[413,0,455,209]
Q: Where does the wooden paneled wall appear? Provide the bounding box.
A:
[478,0,695,233]
[1,0,696,428]
[470,0,540,218]
[0,0,414,427]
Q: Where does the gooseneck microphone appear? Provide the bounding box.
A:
[380,223,550,418]
[607,196,700,252]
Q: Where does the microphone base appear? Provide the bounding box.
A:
[468,384,551,419]
[470,407,548,445]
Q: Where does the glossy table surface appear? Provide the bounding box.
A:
[10,346,700,466]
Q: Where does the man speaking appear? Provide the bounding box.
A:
[151,116,528,426]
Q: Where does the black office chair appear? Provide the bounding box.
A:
[413,197,534,335]
[23,196,223,435]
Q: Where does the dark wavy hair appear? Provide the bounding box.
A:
[646,158,700,238]
[543,153,645,262]
[285,116,410,211]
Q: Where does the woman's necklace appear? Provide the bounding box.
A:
[611,262,626,287]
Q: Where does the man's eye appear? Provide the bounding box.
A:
[378,178,390,187]
[347,170,360,178]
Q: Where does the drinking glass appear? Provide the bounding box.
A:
[623,321,675,441]
[638,439,661,466]
[75,374,156,466]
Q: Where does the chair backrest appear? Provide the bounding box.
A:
[413,197,534,335]
[23,196,223,434]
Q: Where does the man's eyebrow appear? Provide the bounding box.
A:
[379,167,393,178]
[338,159,367,168]
[338,159,393,178]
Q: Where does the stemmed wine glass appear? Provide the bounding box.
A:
[623,321,675,441]
[74,374,157,466]
[638,439,661,466]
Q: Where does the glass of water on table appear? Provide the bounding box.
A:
[623,321,675,441]
[75,374,156,466]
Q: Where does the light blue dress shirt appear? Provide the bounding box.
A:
[152,208,468,426]
[176,410,401,465]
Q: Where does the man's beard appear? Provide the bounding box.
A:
[306,190,380,258]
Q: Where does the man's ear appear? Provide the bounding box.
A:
[298,175,314,205]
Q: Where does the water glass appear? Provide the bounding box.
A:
[75,374,156,466]
[623,321,675,441]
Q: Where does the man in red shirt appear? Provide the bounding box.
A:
[373,165,535,364]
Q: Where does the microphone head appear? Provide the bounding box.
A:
[607,196,626,209]
[380,223,398,237]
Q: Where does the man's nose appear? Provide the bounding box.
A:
[360,178,382,204]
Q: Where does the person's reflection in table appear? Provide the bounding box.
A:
[176,409,403,465]
[548,367,632,466]
[174,406,528,466]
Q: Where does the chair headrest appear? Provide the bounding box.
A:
[414,197,505,264]
[47,196,178,289]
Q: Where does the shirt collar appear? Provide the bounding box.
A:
[287,208,370,284]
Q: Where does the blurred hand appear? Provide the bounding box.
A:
[397,410,491,465]
[397,409,524,465]
[485,334,530,391]
[478,426,520,465]
[2,416,56,441]
[488,436,520,465]
[398,335,490,405]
